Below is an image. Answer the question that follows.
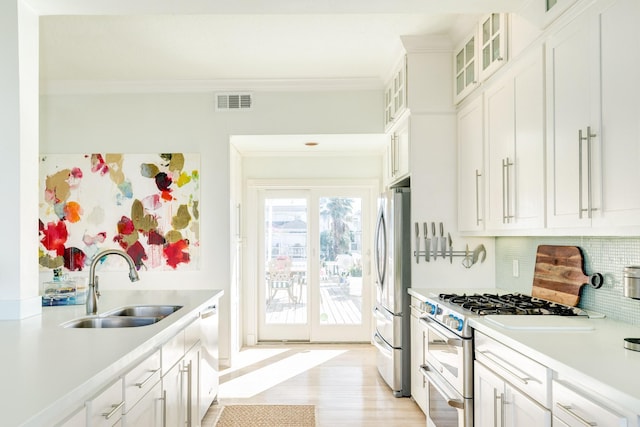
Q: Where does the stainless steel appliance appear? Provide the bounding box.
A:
[372,187,411,397]
[414,289,589,427]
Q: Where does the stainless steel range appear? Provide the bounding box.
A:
[414,289,588,427]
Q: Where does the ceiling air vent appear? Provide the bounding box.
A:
[216,93,253,111]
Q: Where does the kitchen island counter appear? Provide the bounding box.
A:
[0,289,222,426]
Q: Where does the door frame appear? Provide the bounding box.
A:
[244,179,379,344]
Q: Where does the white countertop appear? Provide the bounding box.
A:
[409,287,640,412]
[0,289,222,427]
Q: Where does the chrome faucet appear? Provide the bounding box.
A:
[86,249,140,315]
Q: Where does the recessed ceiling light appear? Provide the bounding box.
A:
[304,142,319,147]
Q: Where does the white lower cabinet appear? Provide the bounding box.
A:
[474,361,551,427]
[87,379,124,427]
[122,350,162,427]
[162,322,202,427]
[553,380,633,427]
[122,381,162,427]
[409,303,426,414]
[474,332,551,427]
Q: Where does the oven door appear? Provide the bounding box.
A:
[420,317,472,397]
[420,363,472,427]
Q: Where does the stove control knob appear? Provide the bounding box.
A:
[452,316,464,331]
[425,302,437,315]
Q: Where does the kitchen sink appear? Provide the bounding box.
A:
[103,305,183,318]
[63,316,161,328]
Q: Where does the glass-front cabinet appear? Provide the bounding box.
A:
[479,13,507,80]
[454,34,477,104]
[454,13,507,104]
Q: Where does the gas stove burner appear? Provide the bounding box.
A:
[439,292,583,316]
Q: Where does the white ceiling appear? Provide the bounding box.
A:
[38,0,524,92]
[35,0,524,153]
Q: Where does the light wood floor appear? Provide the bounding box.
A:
[201,344,425,427]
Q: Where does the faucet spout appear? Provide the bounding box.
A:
[86,249,140,315]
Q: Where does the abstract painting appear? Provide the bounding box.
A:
[39,153,200,272]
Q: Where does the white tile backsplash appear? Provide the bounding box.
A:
[496,237,640,325]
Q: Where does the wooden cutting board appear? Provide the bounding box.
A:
[531,245,590,307]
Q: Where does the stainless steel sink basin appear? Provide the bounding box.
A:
[103,305,183,318]
[63,316,161,328]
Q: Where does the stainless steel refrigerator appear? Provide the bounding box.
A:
[372,187,411,397]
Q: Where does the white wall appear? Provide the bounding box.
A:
[39,89,383,361]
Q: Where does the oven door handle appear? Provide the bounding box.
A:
[419,365,465,410]
[419,317,464,347]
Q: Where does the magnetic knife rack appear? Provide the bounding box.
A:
[413,221,486,268]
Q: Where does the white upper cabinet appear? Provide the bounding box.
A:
[454,34,478,104]
[485,49,545,231]
[546,0,640,230]
[458,96,485,233]
[384,57,407,130]
[479,13,508,81]
[454,14,508,104]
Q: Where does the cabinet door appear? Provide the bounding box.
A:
[474,361,503,427]
[458,96,485,232]
[162,362,184,427]
[593,0,640,228]
[454,34,478,104]
[184,344,201,427]
[505,383,551,427]
[486,49,545,232]
[409,311,426,414]
[485,78,515,230]
[512,50,545,229]
[123,382,162,427]
[479,13,508,81]
[546,11,595,228]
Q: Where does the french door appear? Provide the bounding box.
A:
[254,185,373,342]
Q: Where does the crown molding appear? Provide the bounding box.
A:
[40,77,385,95]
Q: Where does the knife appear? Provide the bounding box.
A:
[431,222,438,261]
[440,222,446,259]
[423,222,430,262]
[448,232,453,264]
[415,222,420,264]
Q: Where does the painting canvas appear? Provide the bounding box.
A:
[39,153,200,272]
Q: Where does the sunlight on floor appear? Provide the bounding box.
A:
[219,347,289,376]
[219,349,347,399]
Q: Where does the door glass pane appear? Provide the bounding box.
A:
[492,13,500,34]
[465,38,475,62]
[492,36,501,61]
[482,18,491,44]
[318,197,362,325]
[465,64,475,85]
[483,45,490,70]
[264,198,307,325]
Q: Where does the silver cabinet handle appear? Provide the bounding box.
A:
[495,392,505,427]
[135,369,159,389]
[181,360,193,427]
[478,350,536,384]
[578,127,597,219]
[201,305,217,319]
[475,169,483,226]
[556,403,597,426]
[161,390,167,427]
[101,401,124,420]
[502,157,514,223]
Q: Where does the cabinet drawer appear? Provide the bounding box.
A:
[553,380,629,427]
[87,379,124,427]
[475,332,550,407]
[124,350,161,412]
